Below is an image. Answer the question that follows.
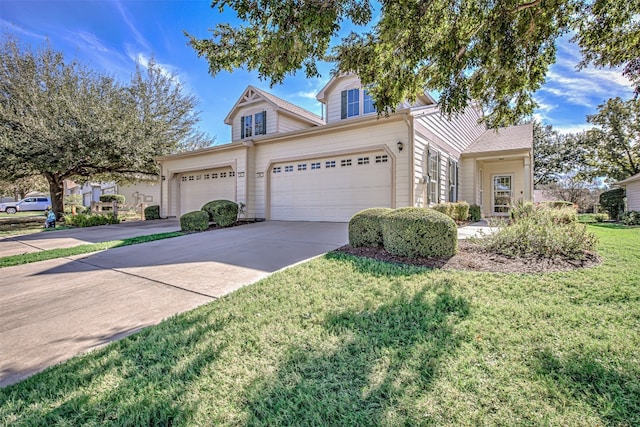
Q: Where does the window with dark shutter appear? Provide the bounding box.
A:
[240,116,245,139]
[341,90,347,119]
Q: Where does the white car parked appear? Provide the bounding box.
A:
[0,197,51,214]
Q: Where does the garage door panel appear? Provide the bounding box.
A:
[270,152,391,222]
[180,168,236,215]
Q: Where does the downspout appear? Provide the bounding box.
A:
[156,160,164,218]
[403,113,415,207]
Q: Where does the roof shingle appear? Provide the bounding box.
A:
[463,123,533,155]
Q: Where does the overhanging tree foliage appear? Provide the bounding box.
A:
[580,97,640,182]
[187,0,638,126]
[533,121,589,185]
[0,35,212,218]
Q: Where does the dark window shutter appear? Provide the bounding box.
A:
[341,90,347,119]
[240,116,245,139]
[455,162,459,202]
[261,111,267,134]
[437,152,441,203]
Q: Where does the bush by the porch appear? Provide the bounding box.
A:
[381,208,457,258]
[202,200,238,227]
[63,213,120,227]
[180,210,209,232]
[468,204,482,222]
[483,205,596,259]
[348,207,393,247]
[622,211,640,226]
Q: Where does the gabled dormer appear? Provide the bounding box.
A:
[225,86,324,141]
[316,74,437,124]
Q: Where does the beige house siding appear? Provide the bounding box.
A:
[230,101,276,141]
[253,118,410,219]
[159,146,247,217]
[412,107,486,207]
[626,181,640,211]
[323,75,382,124]
[277,113,315,134]
[117,182,160,206]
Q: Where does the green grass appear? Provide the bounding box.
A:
[1,225,639,426]
[0,211,45,218]
[0,232,184,268]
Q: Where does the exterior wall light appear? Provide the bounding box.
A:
[257,172,264,178]
[161,175,166,181]
[397,141,404,151]
[238,171,245,177]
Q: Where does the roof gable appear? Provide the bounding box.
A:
[463,123,533,155]
[617,172,640,185]
[224,85,324,126]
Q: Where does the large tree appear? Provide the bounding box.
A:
[533,122,589,186]
[580,97,640,182]
[0,35,212,218]
[187,0,638,126]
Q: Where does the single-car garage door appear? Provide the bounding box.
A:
[270,152,392,221]
[179,167,236,214]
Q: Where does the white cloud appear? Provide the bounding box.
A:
[114,0,150,50]
[293,90,318,100]
[552,123,594,135]
[0,19,47,40]
[65,31,109,52]
[127,48,183,84]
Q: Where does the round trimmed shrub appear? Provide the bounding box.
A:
[180,210,209,232]
[381,207,457,258]
[144,205,160,220]
[99,194,125,204]
[202,200,238,227]
[348,207,393,247]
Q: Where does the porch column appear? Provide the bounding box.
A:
[523,155,532,201]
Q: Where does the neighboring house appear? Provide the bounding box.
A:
[156,74,534,222]
[617,172,640,211]
[65,179,160,208]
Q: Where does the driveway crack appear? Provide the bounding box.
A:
[68,257,218,300]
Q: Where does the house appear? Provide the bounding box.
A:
[64,180,160,208]
[617,172,640,211]
[156,74,534,222]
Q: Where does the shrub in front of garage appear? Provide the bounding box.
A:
[99,194,126,204]
[348,207,393,247]
[381,207,457,258]
[202,200,238,227]
[144,205,160,220]
[180,210,209,232]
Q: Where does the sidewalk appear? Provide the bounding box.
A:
[0,219,181,258]
[457,220,498,239]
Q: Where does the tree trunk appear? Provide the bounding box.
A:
[45,174,65,220]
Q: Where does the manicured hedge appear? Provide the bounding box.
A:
[599,188,625,220]
[468,204,482,222]
[381,207,457,258]
[64,213,120,227]
[348,207,393,247]
[431,201,470,222]
[180,210,209,232]
[144,205,160,220]
[202,200,238,227]
[99,194,125,204]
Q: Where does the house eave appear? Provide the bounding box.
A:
[155,141,247,162]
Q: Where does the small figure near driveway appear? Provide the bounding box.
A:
[45,208,56,229]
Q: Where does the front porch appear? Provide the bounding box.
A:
[458,124,534,218]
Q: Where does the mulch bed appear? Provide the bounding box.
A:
[336,240,601,273]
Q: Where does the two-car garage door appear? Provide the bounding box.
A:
[179,167,236,214]
[270,151,392,222]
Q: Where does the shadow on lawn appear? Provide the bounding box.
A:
[533,348,640,425]
[0,308,229,426]
[244,281,469,425]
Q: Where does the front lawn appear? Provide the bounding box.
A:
[1,225,638,426]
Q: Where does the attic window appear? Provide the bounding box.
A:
[241,111,267,138]
[341,88,360,119]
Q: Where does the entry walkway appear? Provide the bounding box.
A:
[457,220,498,239]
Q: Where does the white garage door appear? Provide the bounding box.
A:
[179,167,236,215]
[270,152,392,222]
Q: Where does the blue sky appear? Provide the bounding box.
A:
[1,0,636,142]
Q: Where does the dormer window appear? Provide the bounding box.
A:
[341,88,376,119]
[241,111,267,139]
[363,90,375,114]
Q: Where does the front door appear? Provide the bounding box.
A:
[492,175,512,215]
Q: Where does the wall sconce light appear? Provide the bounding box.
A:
[257,172,264,178]
[397,141,404,151]
[161,175,166,181]
[238,171,245,177]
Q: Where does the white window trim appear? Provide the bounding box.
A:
[492,174,513,216]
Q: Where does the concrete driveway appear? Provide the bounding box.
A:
[0,221,348,387]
